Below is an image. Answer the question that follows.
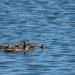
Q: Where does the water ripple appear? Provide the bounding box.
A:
[0,0,75,75]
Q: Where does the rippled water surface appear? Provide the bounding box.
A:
[0,0,75,75]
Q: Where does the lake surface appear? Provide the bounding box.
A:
[0,0,75,75]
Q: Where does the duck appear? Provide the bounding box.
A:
[0,40,44,53]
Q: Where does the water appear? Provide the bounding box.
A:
[0,0,75,75]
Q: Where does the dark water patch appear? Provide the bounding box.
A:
[47,16,57,21]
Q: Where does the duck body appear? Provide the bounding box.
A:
[0,41,35,52]
[0,45,29,52]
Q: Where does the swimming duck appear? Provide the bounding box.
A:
[0,41,44,53]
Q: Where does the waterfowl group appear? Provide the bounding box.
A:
[0,40,44,53]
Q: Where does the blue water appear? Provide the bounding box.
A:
[0,0,75,75]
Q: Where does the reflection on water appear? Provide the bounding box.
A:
[0,0,75,75]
